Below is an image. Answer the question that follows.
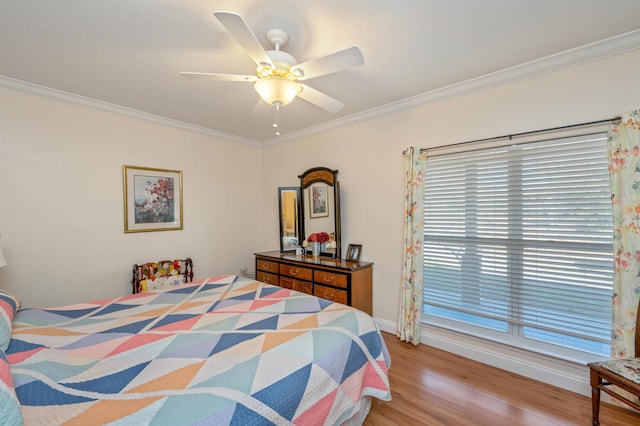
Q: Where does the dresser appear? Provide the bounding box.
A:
[254,251,373,315]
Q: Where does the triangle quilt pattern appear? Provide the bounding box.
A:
[7,275,391,425]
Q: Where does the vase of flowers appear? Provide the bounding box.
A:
[311,242,321,257]
[307,232,330,257]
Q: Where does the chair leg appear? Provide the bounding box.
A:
[591,386,601,426]
[589,369,601,426]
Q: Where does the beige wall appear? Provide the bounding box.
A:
[0,87,263,307]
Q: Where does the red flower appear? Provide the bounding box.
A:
[307,232,330,243]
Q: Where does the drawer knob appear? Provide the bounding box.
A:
[290,268,298,276]
[263,277,271,283]
[324,292,334,300]
[262,263,271,270]
[323,275,335,283]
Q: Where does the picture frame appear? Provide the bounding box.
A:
[309,183,329,219]
[123,165,183,233]
[346,244,362,261]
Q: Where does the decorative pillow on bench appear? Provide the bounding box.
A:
[139,275,186,292]
[133,259,192,293]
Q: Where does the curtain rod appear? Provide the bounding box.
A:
[404,116,621,155]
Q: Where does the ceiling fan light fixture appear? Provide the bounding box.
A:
[254,76,301,107]
[182,11,365,137]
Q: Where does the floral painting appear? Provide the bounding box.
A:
[124,165,183,233]
[134,176,174,223]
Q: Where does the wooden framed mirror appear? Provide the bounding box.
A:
[299,167,341,258]
[278,187,302,253]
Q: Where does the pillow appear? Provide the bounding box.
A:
[140,275,186,292]
[0,290,20,352]
[0,350,23,426]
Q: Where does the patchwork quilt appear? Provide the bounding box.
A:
[7,275,391,425]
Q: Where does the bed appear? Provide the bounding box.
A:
[1,275,391,425]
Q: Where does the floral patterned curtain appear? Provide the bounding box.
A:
[397,147,428,345]
[608,110,640,358]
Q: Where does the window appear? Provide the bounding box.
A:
[422,134,613,360]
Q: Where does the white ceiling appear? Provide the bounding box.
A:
[2,0,640,144]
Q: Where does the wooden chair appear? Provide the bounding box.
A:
[131,258,193,294]
[588,299,640,425]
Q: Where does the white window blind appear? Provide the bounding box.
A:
[423,133,613,357]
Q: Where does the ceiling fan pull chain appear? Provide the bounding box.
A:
[273,102,281,136]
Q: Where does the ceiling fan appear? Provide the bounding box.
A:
[180,11,364,135]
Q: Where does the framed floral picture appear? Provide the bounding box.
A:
[123,165,183,233]
[309,183,329,219]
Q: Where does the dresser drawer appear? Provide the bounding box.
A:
[279,276,294,289]
[314,270,348,289]
[280,264,313,281]
[314,284,348,305]
[256,271,279,286]
[294,281,313,295]
[256,259,279,274]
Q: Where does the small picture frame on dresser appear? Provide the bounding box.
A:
[346,244,362,261]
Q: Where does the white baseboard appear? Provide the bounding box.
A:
[374,317,591,397]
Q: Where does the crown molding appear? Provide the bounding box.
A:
[0,75,262,147]
[2,28,639,147]
[263,29,640,145]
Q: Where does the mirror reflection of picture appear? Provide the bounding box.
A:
[346,244,362,261]
[309,183,329,218]
[297,167,340,259]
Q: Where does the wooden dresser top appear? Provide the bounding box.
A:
[255,251,373,272]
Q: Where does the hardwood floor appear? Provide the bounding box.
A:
[364,332,640,426]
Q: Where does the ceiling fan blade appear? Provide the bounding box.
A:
[213,11,273,67]
[180,72,257,82]
[298,84,344,113]
[252,98,272,115]
[293,46,364,81]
